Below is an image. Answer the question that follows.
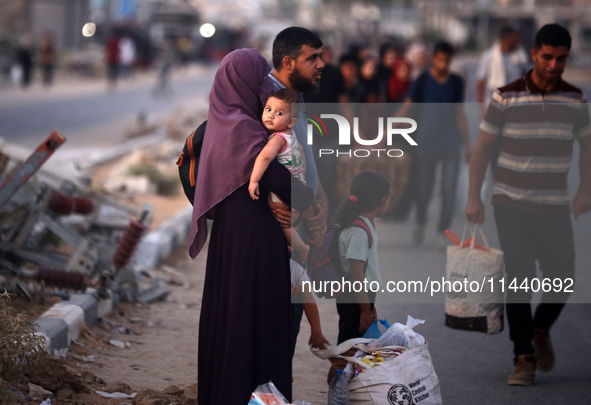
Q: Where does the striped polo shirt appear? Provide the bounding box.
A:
[480,69,591,214]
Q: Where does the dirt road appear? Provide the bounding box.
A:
[62,241,339,404]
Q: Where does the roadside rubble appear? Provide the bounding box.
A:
[0,131,160,306]
[0,121,202,309]
[0,111,206,404]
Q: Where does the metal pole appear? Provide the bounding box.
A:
[0,131,66,208]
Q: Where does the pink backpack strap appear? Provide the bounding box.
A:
[349,218,373,248]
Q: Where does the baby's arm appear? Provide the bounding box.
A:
[301,290,329,349]
[249,134,287,200]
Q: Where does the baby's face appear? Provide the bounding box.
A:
[263,97,294,132]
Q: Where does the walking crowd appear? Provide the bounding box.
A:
[188,20,590,404]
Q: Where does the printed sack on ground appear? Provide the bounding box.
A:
[348,343,441,405]
[445,225,504,334]
[313,316,442,405]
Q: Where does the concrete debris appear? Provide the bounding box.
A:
[104,175,157,195]
[103,381,134,395]
[29,383,53,396]
[53,348,69,358]
[0,133,154,305]
[95,390,137,399]
[81,355,96,363]
[108,339,127,349]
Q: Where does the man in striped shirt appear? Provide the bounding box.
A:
[466,24,591,386]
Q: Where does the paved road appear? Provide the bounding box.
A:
[369,198,591,404]
[0,65,216,152]
[366,68,591,404]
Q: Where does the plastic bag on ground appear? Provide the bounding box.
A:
[367,315,425,349]
[362,319,390,339]
[248,381,311,405]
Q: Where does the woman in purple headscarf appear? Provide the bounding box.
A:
[189,49,313,404]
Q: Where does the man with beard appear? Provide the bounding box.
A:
[269,26,329,359]
[269,26,328,244]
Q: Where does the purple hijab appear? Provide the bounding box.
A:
[189,49,274,258]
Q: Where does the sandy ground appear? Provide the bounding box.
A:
[62,239,340,404]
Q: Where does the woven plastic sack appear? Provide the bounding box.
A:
[445,224,504,334]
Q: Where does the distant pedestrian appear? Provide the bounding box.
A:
[376,43,397,102]
[0,38,13,86]
[405,40,428,80]
[119,36,136,78]
[358,56,380,103]
[16,34,34,88]
[388,58,412,103]
[466,23,591,386]
[152,41,176,98]
[38,32,56,87]
[477,26,528,177]
[105,32,120,90]
[384,57,414,222]
[339,53,362,102]
[477,26,528,111]
[398,41,471,249]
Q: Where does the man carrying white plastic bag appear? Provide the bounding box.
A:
[312,315,443,405]
[444,225,504,335]
[466,24,591,386]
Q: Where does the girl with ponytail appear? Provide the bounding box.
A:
[333,171,391,344]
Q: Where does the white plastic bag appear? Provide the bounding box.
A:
[445,224,504,334]
[367,315,425,349]
[248,381,311,405]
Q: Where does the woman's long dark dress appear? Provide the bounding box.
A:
[198,160,313,405]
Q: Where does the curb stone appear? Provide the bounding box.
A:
[135,205,193,271]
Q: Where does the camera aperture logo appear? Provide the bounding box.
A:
[305,112,417,158]
[304,113,329,138]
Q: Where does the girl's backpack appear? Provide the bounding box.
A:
[306,218,372,299]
